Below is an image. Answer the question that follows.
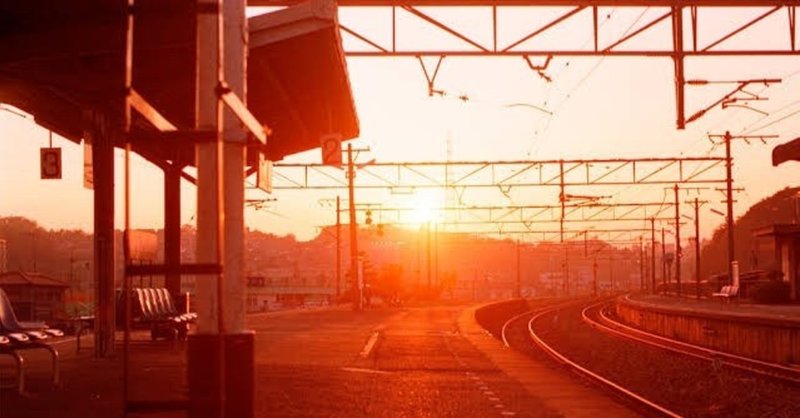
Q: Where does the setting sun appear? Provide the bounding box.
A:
[410,189,443,226]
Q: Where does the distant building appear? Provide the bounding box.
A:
[753,224,800,301]
[245,275,333,312]
[0,270,69,321]
[538,271,564,294]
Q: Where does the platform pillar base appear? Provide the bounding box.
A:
[187,332,254,418]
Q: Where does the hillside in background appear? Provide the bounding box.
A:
[1,214,645,299]
[700,186,800,278]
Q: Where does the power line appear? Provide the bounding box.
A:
[743,108,800,134]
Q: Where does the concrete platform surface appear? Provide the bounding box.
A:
[0,306,588,418]
[1,303,628,418]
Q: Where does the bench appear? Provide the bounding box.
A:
[0,288,61,394]
[119,288,195,341]
[712,285,739,302]
[73,315,95,352]
[153,288,197,322]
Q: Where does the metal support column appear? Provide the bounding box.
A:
[164,163,182,298]
[434,222,439,289]
[347,144,361,310]
[559,160,568,295]
[693,197,702,298]
[650,217,656,293]
[609,253,614,293]
[724,131,736,284]
[661,227,667,293]
[336,196,341,298]
[672,6,686,129]
[674,184,682,296]
[426,222,432,290]
[639,236,644,291]
[516,239,521,298]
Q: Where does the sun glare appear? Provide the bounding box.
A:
[410,189,442,226]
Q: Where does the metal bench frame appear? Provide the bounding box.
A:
[0,289,61,394]
[120,288,191,341]
[712,285,739,302]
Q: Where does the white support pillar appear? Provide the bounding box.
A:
[189,1,252,417]
[194,0,247,336]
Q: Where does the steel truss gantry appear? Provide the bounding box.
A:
[434,226,653,242]
[252,0,800,128]
[340,201,675,225]
[271,156,726,193]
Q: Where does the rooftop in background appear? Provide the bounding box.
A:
[754,224,800,238]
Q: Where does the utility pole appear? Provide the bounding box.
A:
[583,230,588,257]
[559,159,569,296]
[688,197,707,299]
[564,248,570,296]
[434,222,439,289]
[660,227,667,293]
[336,196,341,299]
[592,258,598,297]
[516,240,522,298]
[639,236,644,291]
[347,144,361,311]
[674,184,682,296]
[609,253,614,293]
[709,131,777,285]
[650,218,656,294]
[426,222,432,291]
[724,131,735,286]
[416,228,421,290]
[472,268,478,300]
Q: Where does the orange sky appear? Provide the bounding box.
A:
[1,5,798,244]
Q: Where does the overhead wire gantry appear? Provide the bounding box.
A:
[251,0,800,128]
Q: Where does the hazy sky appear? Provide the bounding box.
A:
[1,5,798,244]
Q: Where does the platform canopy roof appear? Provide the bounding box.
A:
[773,137,800,167]
[754,224,800,238]
[0,0,358,167]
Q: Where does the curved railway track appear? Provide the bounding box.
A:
[504,299,682,418]
[582,300,800,385]
[499,297,800,418]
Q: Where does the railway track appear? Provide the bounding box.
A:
[582,299,800,385]
[507,299,682,418]
[499,297,800,418]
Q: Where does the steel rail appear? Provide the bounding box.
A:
[582,299,800,385]
[499,298,581,347]
[527,301,683,418]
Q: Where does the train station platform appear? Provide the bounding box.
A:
[1,303,623,417]
[616,294,800,365]
[622,294,800,325]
